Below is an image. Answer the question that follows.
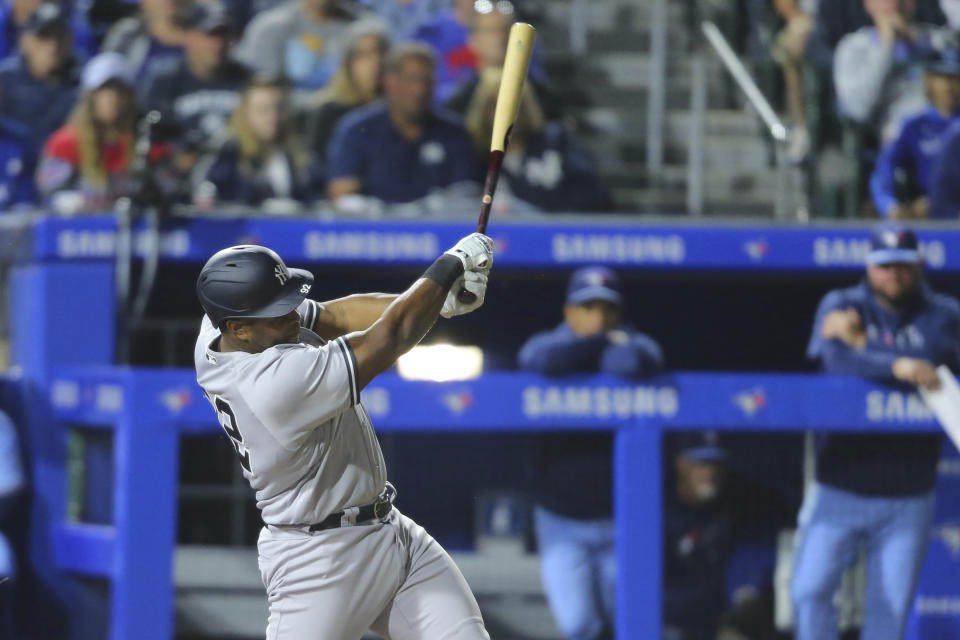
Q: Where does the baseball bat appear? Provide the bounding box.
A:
[459,21,536,303]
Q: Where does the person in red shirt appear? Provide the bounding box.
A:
[37,51,169,213]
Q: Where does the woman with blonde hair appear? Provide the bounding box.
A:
[464,67,610,213]
[201,74,324,209]
[307,19,390,159]
[37,52,170,212]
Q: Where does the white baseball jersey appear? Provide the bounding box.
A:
[193,299,387,526]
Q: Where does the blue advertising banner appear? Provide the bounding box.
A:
[47,369,945,434]
[26,215,960,272]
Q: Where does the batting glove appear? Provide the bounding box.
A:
[441,270,488,318]
[445,233,494,272]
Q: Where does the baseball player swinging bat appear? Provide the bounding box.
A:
[459,21,536,303]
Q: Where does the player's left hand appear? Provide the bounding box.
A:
[441,270,488,318]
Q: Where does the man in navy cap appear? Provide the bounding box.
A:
[794,222,960,640]
[663,432,731,640]
[0,2,78,154]
[518,266,664,640]
[870,52,960,219]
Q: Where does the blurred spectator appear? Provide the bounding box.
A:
[0,3,79,154]
[326,42,477,208]
[464,69,608,213]
[142,1,250,176]
[234,0,365,91]
[100,0,187,96]
[412,0,475,104]
[355,0,447,41]
[197,74,323,210]
[870,55,960,219]
[518,266,664,640]
[0,410,25,639]
[833,0,954,142]
[443,0,560,121]
[796,223,958,640]
[806,0,945,67]
[0,116,37,209]
[0,0,95,60]
[37,52,171,212]
[772,0,815,161]
[306,19,388,164]
[663,433,732,640]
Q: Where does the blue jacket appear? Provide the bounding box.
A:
[0,115,36,209]
[807,280,960,495]
[519,322,664,519]
[0,54,77,152]
[871,107,960,216]
[928,124,960,218]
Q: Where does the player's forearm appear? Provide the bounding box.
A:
[821,339,898,381]
[350,277,452,389]
[314,293,399,338]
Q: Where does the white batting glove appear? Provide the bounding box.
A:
[444,233,494,272]
[441,270,488,318]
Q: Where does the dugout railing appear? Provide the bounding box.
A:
[33,367,960,640]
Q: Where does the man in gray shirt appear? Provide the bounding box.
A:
[235,0,365,90]
[194,236,492,639]
[834,0,955,142]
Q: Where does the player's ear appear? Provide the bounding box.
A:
[225,319,248,341]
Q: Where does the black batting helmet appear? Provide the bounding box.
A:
[196,245,314,328]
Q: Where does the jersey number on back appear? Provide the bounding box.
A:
[215,396,251,473]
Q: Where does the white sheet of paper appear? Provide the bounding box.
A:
[919,365,960,452]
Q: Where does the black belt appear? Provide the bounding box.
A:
[278,482,396,533]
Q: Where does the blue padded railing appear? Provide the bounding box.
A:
[45,368,958,640]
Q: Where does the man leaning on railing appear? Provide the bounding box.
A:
[792,222,959,640]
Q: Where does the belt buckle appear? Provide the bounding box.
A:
[373,497,391,520]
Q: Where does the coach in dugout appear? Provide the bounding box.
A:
[518,266,664,640]
[795,222,959,640]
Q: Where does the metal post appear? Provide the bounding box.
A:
[646,0,667,179]
[615,423,662,639]
[775,142,789,220]
[687,54,706,217]
[569,0,587,55]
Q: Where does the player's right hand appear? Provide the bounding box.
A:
[892,357,940,390]
[441,270,488,318]
[445,233,494,272]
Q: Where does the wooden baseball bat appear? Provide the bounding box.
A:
[476,21,536,235]
[459,21,536,303]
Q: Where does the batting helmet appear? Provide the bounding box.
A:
[196,245,314,328]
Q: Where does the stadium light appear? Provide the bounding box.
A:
[397,345,483,382]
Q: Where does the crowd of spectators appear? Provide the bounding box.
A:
[754,0,960,218]
[0,0,609,217]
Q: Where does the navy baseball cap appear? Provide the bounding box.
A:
[925,50,960,77]
[566,266,622,306]
[675,431,727,463]
[866,222,922,265]
[183,1,233,33]
[23,3,68,35]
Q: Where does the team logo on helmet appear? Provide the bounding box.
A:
[274,265,288,285]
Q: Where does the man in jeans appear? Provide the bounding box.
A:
[518,266,664,640]
[794,222,959,640]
